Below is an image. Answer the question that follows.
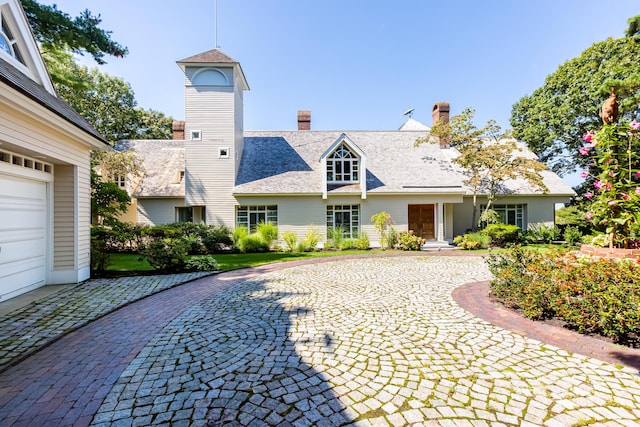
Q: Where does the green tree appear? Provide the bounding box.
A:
[21,0,127,65]
[418,108,548,230]
[511,17,640,176]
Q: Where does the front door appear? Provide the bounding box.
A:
[408,204,435,240]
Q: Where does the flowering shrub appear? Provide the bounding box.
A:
[487,247,640,342]
[580,121,640,248]
[394,231,424,251]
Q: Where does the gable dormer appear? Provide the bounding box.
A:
[321,133,367,199]
[0,0,55,93]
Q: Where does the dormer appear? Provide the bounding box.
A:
[0,0,55,93]
[321,133,367,199]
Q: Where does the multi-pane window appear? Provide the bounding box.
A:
[0,11,25,65]
[327,205,360,238]
[236,205,277,231]
[175,206,205,224]
[114,175,126,189]
[327,143,359,183]
[482,204,525,229]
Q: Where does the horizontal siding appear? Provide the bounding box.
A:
[185,87,234,142]
[137,198,184,225]
[452,195,571,236]
[186,142,236,226]
[77,158,91,270]
[53,165,75,270]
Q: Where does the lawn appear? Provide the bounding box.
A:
[106,250,388,273]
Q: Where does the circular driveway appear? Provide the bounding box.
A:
[88,256,640,426]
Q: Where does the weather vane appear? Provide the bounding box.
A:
[401,108,415,118]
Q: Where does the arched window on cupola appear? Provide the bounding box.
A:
[191,68,229,86]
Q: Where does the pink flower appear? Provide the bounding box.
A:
[580,171,589,179]
[579,146,590,156]
[636,187,640,195]
[622,193,630,200]
[636,172,640,178]
[631,121,640,130]
[582,132,594,142]
[585,192,593,199]
[602,220,607,225]
[586,212,593,220]
[594,180,605,190]
[608,200,617,206]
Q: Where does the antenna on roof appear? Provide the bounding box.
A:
[401,108,415,118]
[214,0,220,48]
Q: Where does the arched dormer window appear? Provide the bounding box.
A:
[327,143,358,183]
[191,68,229,86]
[0,7,25,65]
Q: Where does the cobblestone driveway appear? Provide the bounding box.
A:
[89,256,640,426]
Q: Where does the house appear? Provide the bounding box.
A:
[0,0,108,301]
[116,48,574,246]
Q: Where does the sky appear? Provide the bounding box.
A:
[42,1,639,145]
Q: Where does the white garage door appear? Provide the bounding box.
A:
[0,174,47,301]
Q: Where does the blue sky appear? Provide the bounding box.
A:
[43,1,638,138]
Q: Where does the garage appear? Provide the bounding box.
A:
[0,173,47,302]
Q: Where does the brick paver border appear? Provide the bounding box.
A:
[453,281,640,372]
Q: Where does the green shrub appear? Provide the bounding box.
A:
[338,239,356,250]
[201,225,233,253]
[487,247,640,342]
[482,224,520,247]
[386,227,398,249]
[282,230,298,252]
[563,226,583,246]
[525,223,561,243]
[455,232,491,250]
[233,226,249,245]
[395,231,424,251]
[185,255,219,272]
[326,227,345,249]
[90,227,113,273]
[302,225,321,251]
[354,232,370,250]
[142,237,190,273]
[236,234,270,253]
[256,222,278,249]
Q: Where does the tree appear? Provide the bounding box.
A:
[417,108,548,231]
[511,18,640,176]
[21,0,127,65]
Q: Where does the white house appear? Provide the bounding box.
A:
[117,48,575,246]
[0,0,108,301]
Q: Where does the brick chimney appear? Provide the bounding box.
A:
[172,120,185,140]
[432,102,450,148]
[297,110,311,130]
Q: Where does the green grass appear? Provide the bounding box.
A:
[104,249,389,273]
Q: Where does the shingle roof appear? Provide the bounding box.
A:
[177,48,238,64]
[120,130,575,198]
[0,57,107,145]
[115,140,186,197]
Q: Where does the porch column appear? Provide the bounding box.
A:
[437,203,445,241]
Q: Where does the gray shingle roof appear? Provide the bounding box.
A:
[177,48,238,64]
[120,130,575,198]
[0,57,107,145]
[115,140,186,197]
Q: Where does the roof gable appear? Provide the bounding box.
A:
[0,0,54,93]
[177,48,249,90]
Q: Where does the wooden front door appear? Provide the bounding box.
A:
[408,204,435,240]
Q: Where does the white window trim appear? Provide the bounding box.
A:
[218,147,230,159]
[320,134,367,200]
[190,130,202,141]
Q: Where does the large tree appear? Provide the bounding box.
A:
[418,108,547,230]
[511,16,640,176]
[21,0,127,64]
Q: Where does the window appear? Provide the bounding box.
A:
[482,204,526,229]
[176,207,193,223]
[218,147,229,159]
[114,175,126,189]
[190,130,201,141]
[236,205,277,231]
[0,10,25,65]
[327,205,360,238]
[176,206,205,223]
[327,143,359,183]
